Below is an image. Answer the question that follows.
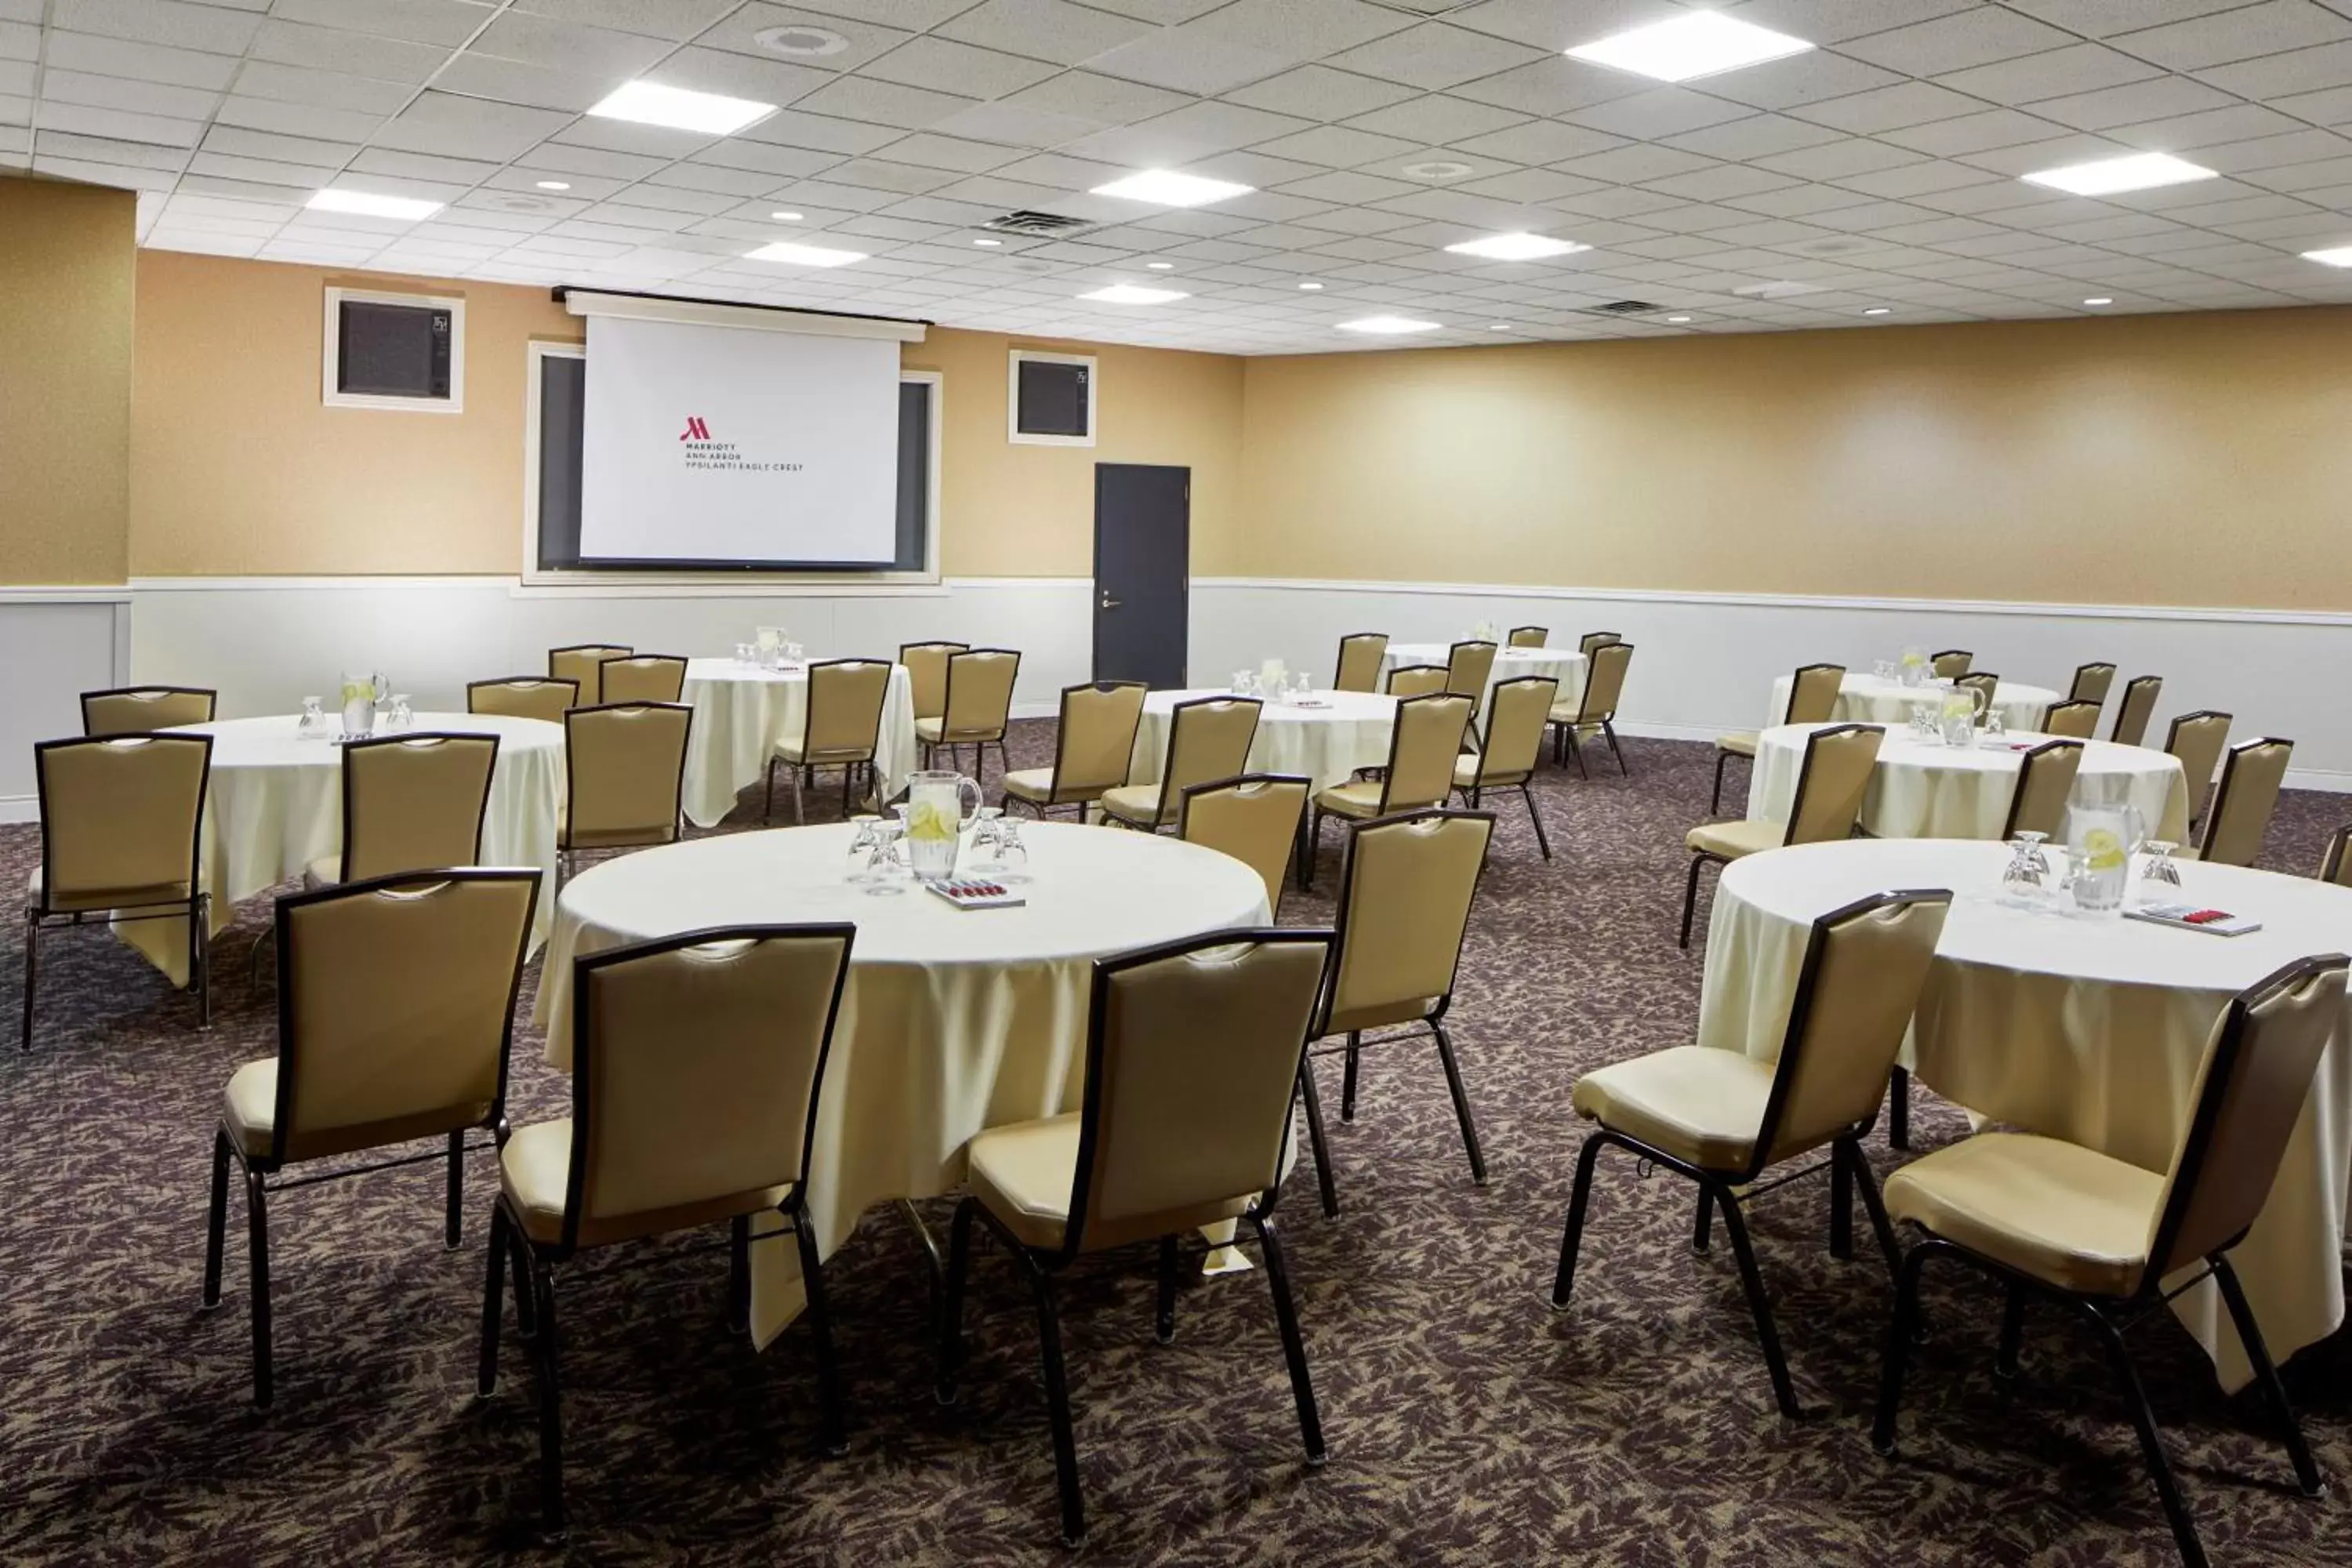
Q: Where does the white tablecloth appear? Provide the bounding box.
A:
[535,821,1270,1348]
[1748,722,2189,844]
[678,657,918,829]
[1380,644,1587,712]
[126,713,564,982]
[1769,671,2059,735]
[1697,837,2352,1390]
[1128,688,1396,795]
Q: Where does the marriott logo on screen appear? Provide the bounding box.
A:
[679,416,712,441]
[674,414,802,474]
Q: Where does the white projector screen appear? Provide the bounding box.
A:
[579,314,901,566]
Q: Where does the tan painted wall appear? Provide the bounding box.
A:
[1236,310,2352,611]
[0,176,136,585]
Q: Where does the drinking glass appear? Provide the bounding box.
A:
[785,641,804,664]
[863,819,908,895]
[1291,671,1313,702]
[1873,659,1895,682]
[736,642,757,665]
[389,694,412,729]
[2136,840,2184,905]
[2000,832,2052,907]
[1232,670,1255,697]
[995,817,1031,884]
[844,815,883,884]
[1983,706,2005,739]
[966,806,1004,873]
[298,696,325,739]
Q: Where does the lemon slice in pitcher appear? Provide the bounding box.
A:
[2081,827,2126,872]
[906,802,956,842]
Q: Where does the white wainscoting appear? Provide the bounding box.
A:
[0,588,130,822]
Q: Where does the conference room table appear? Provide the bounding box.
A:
[1767,670,2060,734]
[1697,838,2352,1392]
[536,821,1270,1349]
[1127,688,1397,795]
[1380,644,1588,712]
[677,655,918,827]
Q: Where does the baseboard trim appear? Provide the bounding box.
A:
[0,793,34,825]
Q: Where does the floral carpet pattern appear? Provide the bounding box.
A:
[3,727,2347,1566]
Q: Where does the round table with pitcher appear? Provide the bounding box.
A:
[678,655,919,828]
[1128,688,1396,795]
[1768,670,2059,735]
[1380,644,1588,711]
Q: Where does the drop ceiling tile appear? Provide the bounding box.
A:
[43,68,223,121]
[1545,183,1707,219]
[1877,107,2071,156]
[1000,69,1190,126]
[1846,8,2079,74]
[2241,153,2352,191]
[470,12,666,78]
[1712,181,1889,217]
[1661,113,1848,160]
[51,0,267,55]
[229,60,412,115]
[1833,159,2006,198]
[694,3,909,69]
[506,140,667,177]
[1557,142,1717,184]
[1317,21,1546,92]
[375,90,572,162]
[1340,93,1526,145]
[1064,99,1311,164]
[44,31,241,89]
[1641,162,1807,202]
[41,100,205,147]
[1789,81,1984,134]
[1444,56,1646,118]
[35,125,190,167]
[202,123,361,167]
[2030,74,2239,131]
[270,0,487,49]
[2114,0,2352,70]
[862,36,1061,99]
[1755,137,1928,180]
[2271,82,2352,125]
[349,146,506,183]
[1083,31,1284,98]
[790,74,977,130]
[553,115,715,157]
[2190,126,2352,172]
[1452,166,1604,205]
[1250,122,1421,168]
[1933,42,2165,107]
[247,21,453,83]
[434,53,615,113]
[1565,87,1752,140]
[1694,51,1905,112]
[1450,120,1625,166]
[2200,39,2352,98]
[517,0,740,42]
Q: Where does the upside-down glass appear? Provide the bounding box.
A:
[389,694,412,729]
[1984,706,2005,739]
[864,818,908,895]
[994,817,1030,884]
[298,696,326,739]
[2136,840,2184,906]
[2000,831,2052,907]
[844,815,883,884]
[966,806,1004,873]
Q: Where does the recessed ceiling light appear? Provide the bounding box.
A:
[2083,296,2114,306]
[753,24,848,57]
[534,180,571,191]
[1338,316,1441,335]
[2023,152,2216,196]
[746,240,864,267]
[2300,245,2352,267]
[1488,324,1512,330]
[1145,260,1174,270]
[1666,314,1693,323]
[1567,12,1813,83]
[1863,307,1892,316]
[771,211,802,222]
[1445,232,1589,262]
[587,80,774,136]
[972,237,1001,246]
[1297,281,1323,290]
[1402,160,1473,180]
[306,189,442,221]
[1091,170,1254,208]
[1082,285,1187,304]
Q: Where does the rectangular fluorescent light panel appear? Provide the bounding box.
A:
[1090,170,1254,208]
[2022,152,2217,196]
[1081,285,1188,304]
[1445,233,1589,262]
[1338,316,1441,335]
[746,241,865,267]
[587,80,775,136]
[2300,245,2352,267]
[1567,13,1812,82]
[307,189,442,221]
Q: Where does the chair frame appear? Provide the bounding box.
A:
[2110,674,2162,747]
[466,677,579,724]
[1681,723,1878,949]
[1452,675,1556,860]
[1507,626,1548,648]
[1577,631,1621,657]
[764,658,893,824]
[80,684,217,735]
[483,921,858,1541]
[897,640,970,724]
[935,926,1334,1549]
[336,731,499,882]
[1929,650,1973,678]
[1383,662,1448,697]
[1548,641,1632,779]
[25,733,215,1049]
[2040,698,2101,739]
[1109,695,1261,830]
[2320,824,2352,885]
[1005,680,1148,819]
[1998,737,2082,842]
[558,702,691,887]
[2069,661,2118,705]
[920,648,1022,786]
[1712,661,1841,815]
[1332,632,1389,694]
[547,644,633,706]
[2197,736,2292,866]
[2163,709,2232,833]
[202,867,541,1406]
[593,653,688,706]
[1176,771,1309,920]
[1871,955,2341,1568]
[1299,692,1472,890]
[1552,889,1951,1418]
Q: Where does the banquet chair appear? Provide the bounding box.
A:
[25,733,213,1048]
[1453,676,1558,859]
[469,677,578,727]
[2183,737,2292,867]
[1714,662,1842,815]
[205,868,539,1406]
[559,702,690,886]
[1553,888,1951,1417]
[1955,671,2000,717]
[1873,954,2346,1568]
[1102,696,1260,830]
[1548,640,1633,779]
[1179,774,1308,918]
[550,644,632,705]
[82,684,216,735]
[1295,810,1493,1217]
[597,654,688,706]
[1004,681,1147,820]
[1999,739,2083,842]
[2164,710,2232,833]
[1300,692,1472,891]
[2041,699,2100,740]
[2069,661,2117,706]
[2319,825,2352,887]
[1577,631,1622,657]
[2111,675,2162,747]
[1445,640,1498,712]
[1929,650,1973,679]
[936,928,1334,1549]
[1680,723,1882,949]
[898,640,968,724]
[766,658,891,824]
[1385,663,1448,699]
[1508,626,1548,648]
[307,732,498,888]
[1333,633,1388,694]
[920,647,1020,786]
[485,922,857,1540]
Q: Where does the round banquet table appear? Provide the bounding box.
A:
[1696,837,2352,1391]
[679,656,918,828]
[1768,670,2059,735]
[1128,687,1397,795]
[1748,721,2190,844]
[124,713,564,983]
[1379,644,1587,712]
[535,821,1271,1348]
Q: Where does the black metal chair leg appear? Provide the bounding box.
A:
[1679,854,1712,949]
[1841,1141,1904,1284]
[509,1224,537,1338]
[1521,784,1552,860]
[1829,1141,1854,1261]
[794,1207,849,1457]
[195,895,212,1029]
[1549,1132,1607,1307]
[1692,1185,1715,1254]
[936,1198,978,1403]
[1432,1020,1486,1186]
[1711,750,1731,815]
[444,1130,465,1250]
[762,757,778,822]
[19,913,35,1050]
[1605,721,1628,775]
[1715,1192,1800,1418]
[1252,1214,1326,1464]
[1995,1283,2026,1381]
[1339,1032,1360,1122]
[202,1129,230,1308]
[531,1255,568,1543]
[1296,1063,1339,1219]
[479,1203,509,1396]
[1155,1235,1178,1345]
[1872,1243,1935,1455]
[1889,1065,1912,1150]
[2089,1307,2207,1568]
[2212,1255,2324,1497]
[728,1214,751,1334]
[1568,729,1589,779]
[245,1168,273,1408]
[1025,1262,1087,1550]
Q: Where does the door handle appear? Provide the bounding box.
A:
[1099,592,1122,610]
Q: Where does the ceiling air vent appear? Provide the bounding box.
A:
[983,210,1093,238]
[1592,299,1664,315]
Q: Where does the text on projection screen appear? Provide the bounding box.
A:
[579,315,900,566]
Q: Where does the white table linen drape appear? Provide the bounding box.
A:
[1127,688,1399,796]
[1768,670,2059,735]
[679,658,918,829]
[1380,644,1588,713]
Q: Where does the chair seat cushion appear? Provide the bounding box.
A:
[967,1112,1081,1250]
[1100,782,1163,826]
[498,1118,792,1248]
[774,734,872,765]
[1686,818,1787,859]
[223,1058,279,1160]
[302,857,339,891]
[1715,731,1759,757]
[1001,767,1057,804]
[223,1057,488,1164]
[915,716,944,743]
[28,867,194,916]
[1314,779,1384,819]
[1883,1132,2161,1298]
[1570,1045,1773,1173]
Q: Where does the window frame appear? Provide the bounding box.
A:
[322,285,466,414]
[1007,348,1096,448]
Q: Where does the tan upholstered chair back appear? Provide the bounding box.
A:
[1051,682,1148,800]
[341,733,498,882]
[568,925,854,1248]
[1577,641,1632,722]
[802,659,891,760]
[1324,810,1491,1035]
[550,644,632,704]
[469,677,576,726]
[1163,698,1261,803]
[2002,739,2082,842]
[564,702,690,850]
[275,870,538,1163]
[2201,738,2292,867]
[1472,677,1555,783]
[899,641,968,723]
[1180,774,1307,916]
[2070,662,2117,705]
[1385,663,1447,699]
[2144,958,2347,1285]
[1758,891,1951,1167]
[1508,626,1548,648]
[1787,662,1846,725]
[34,735,211,909]
[598,655,687,706]
[82,686,216,735]
[1955,672,1999,713]
[941,648,1020,742]
[1066,932,1331,1254]
[1445,641,1497,706]
[1577,631,1621,657]
[1929,650,1972,679]
[1381,693,1473,811]
[1334,633,1388,694]
[2111,676,2161,747]
[2041,700,2100,740]
[2320,826,2352,887]
[2165,710,2232,815]
[1786,724,1882,846]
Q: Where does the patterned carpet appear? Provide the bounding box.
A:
[3,727,2348,1566]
